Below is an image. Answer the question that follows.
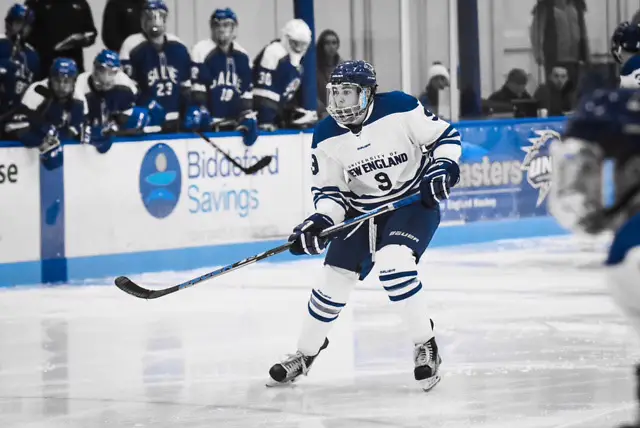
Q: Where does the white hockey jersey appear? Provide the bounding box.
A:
[311,91,462,223]
[620,55,640,88]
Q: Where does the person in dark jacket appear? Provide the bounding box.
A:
[486,68,533,113]
[533,64,575,116]
[316,29,342,119]
[25,0,97,75]
[530,0,589,89]
[101,0,145,52]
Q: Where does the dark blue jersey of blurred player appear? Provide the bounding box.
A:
[611,21,640,88]
[16,58,86,169]
[119,0,191,133]
[0,3,40,138]
[549,88,640,428]
[252,18,316,130]
[76,49,149,153]
[191,8,257,146]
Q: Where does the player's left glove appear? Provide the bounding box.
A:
[288,213,334,256]
[420,157,460,208]
[236,110,258,146]
[183,105,211,131]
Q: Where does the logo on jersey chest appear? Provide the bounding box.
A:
[210,70,240,90]
[147,65,178,86]
[347,151,408,177]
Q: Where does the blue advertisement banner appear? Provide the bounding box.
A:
[442,118,566,223]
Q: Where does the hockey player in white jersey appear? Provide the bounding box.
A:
[549,88,640,428]
[267,60,462,391]
[611,21,640,88]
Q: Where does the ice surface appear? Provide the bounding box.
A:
[0,235,638,428]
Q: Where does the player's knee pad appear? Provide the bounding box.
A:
[307,265,358,323]
[377,245,422,302]
[608,246,640,320]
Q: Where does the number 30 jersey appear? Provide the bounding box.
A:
[119,33,192,121]
[311,91,462,223]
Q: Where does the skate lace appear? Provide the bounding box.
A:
[282,352,309,376]
[416,342,433,366]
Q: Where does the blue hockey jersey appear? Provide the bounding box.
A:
[120,33,191,126]
[76,70,137,129]
[0,34,40,132]
[252,40,302,125]
[17,78,87,147]
[191,39,252,121]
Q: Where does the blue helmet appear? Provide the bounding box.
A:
[326,60,377,125]
[5,3,34,38]
[210,8,238,45]
[142,0,168,39]
[93,49,121,91]
[611,21,640,64]
[50,57,78,98]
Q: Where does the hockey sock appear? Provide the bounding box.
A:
[377,245,434,344]
[297,265,358,356]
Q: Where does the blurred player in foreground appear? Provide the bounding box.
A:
[611,21,640,89]
[267,60,462,391]
[549,88,640,428]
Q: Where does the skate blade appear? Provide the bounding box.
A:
[418,375,441,392]
[265,377,297,388]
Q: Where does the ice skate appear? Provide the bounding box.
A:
[267,338,329,386]
[414,336,442,392]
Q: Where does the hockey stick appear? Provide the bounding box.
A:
[195,131,272,175]
[114,193,422,300]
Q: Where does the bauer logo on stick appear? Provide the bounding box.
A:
[139,143,181,218]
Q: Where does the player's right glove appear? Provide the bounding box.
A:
[288,213,334,256]
[420,157,460,208]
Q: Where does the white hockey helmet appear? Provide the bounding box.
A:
[281,19,311,57]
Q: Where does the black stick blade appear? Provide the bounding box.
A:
[245,156,272,174]
[114,276,154,299]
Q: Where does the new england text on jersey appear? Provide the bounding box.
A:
[311,91,461,218]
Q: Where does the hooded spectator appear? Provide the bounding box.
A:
[101,0,146,52]
[486,68,533,113]
[25,0,97,75]
[418,62,450,116]
[316,29,342,118]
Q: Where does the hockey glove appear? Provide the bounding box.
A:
[288,213,334,256]
[236,110,258,146]
[183,105,211,131]
[420,158,460,208]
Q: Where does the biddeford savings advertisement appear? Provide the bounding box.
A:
[441,120,565,223]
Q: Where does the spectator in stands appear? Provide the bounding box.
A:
[316,29,342,119]
[25,0,97,76]
[418,62,450,116]
[101,0,146,53]
[533,64,575,116]
[485,68,533,113]
[530,0,589,89]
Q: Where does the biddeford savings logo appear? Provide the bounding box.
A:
[521,129,560,207]
[139,143,182,218]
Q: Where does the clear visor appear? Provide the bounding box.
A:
[548,137,605,233]
[51,76,75,98]
[212,19,236,45]
[92,65,118,91]
[326,82,369,125]
[142,10,167,38]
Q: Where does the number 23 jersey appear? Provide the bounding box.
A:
[311,91,462,223]
[119,33,191,119]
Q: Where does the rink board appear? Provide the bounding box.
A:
[0,118,570,287]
